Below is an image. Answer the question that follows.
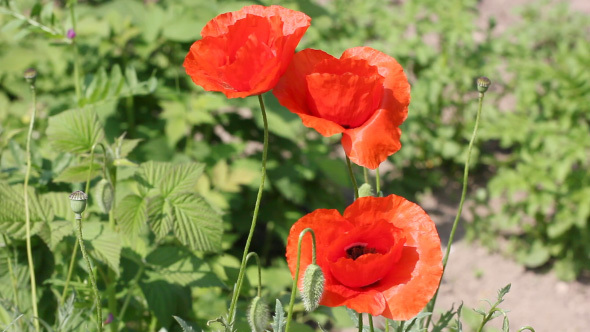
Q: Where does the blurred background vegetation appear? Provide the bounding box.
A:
[0,0,589,330]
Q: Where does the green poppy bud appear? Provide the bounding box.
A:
[358,183,374,198]
[247,296,269,332]
[69,190,88,215]
[95,179,113,213]
[301,264,325,312]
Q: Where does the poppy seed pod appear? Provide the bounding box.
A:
[477,76,491,93]
[23,68,37,85]
[69,190,88,215]
[301,263,325,312]
[247,296,269,332]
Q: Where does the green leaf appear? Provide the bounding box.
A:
[42,192,72,220]
[53,162,102,183]
[137,161,204,198]
[146,194,172,240]
[46,108,105,154]
[270,299,286,332]
[82,221,122,275]
[159,163,204,197]
[0,182,51,239]
[145,245,223,287]
[115,194,147,239]
[140,280,190,328]
[173,316,197,332]
[169,193,223,252]
[38,220,72,250]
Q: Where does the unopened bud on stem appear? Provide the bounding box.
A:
[301,264,325,312]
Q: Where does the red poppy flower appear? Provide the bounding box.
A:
[273,47,410,169]
[286,195,442,320]
[183,5,311,98]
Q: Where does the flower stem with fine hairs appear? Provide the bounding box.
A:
[227,94,269,324]
[345,156,359,199]
[246,252,263,297]
[75,213,103,332]
[285,228,317,332]
[424,80,488,328]
[23,70,40,332]
[60,142,101,305]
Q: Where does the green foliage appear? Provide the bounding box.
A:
[0,0,584,330]
[468,2,590,280]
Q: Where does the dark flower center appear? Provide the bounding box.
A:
[346,245,377,260]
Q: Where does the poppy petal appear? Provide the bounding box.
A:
[344,195,443,320]
[341,108,403,169]
[342,46,411,125]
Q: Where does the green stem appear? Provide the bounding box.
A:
[368,315,374,332]
[285,228,317,332]
[345,156,359,199]
[227,94,269,324]
[107,268,117,332]
[0,6,60,35]
[363,167,369,184]
[397,320,405,332]
[24,78,39,332]
[60,239,79,305]
[76,215,103,332]
[424,91,486,328]
[69,0,82,104]
[517,327,536,332]
[60,143,98,305]
[375,168,381,195]
[385,320,389,332]
[358,313,363,332]
[117,264,144,328]
[246,252,263,297]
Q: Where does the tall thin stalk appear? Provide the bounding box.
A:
[227,94,269,324]
[345,156,359,199]
[23,68,40,332]
[424,78,490,327]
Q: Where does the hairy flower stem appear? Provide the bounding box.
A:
[227,94,269,324]
[75,214,103,332]
[285,228,317,332]
[247,252,263,297]
[424,90,486,328]
[368,315,375,332]
[345,156,359,199]
[24,76,40,332]
[60,143,99,305]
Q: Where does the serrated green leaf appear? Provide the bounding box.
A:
[53,162,102,183]
[42,192,72,220]
[173,316,197,332]
[159,163,204,197]
[137,161,172,194]
[146,194,172,240]
[271,299,286,332]
[82,221,122,275]
[497,284,511,300]
[38,220,72,250]
[46,108,105,154]
[0,182,51,239]
[115,194,147,239]
[169,193,222,252]
[116,138,142,159]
